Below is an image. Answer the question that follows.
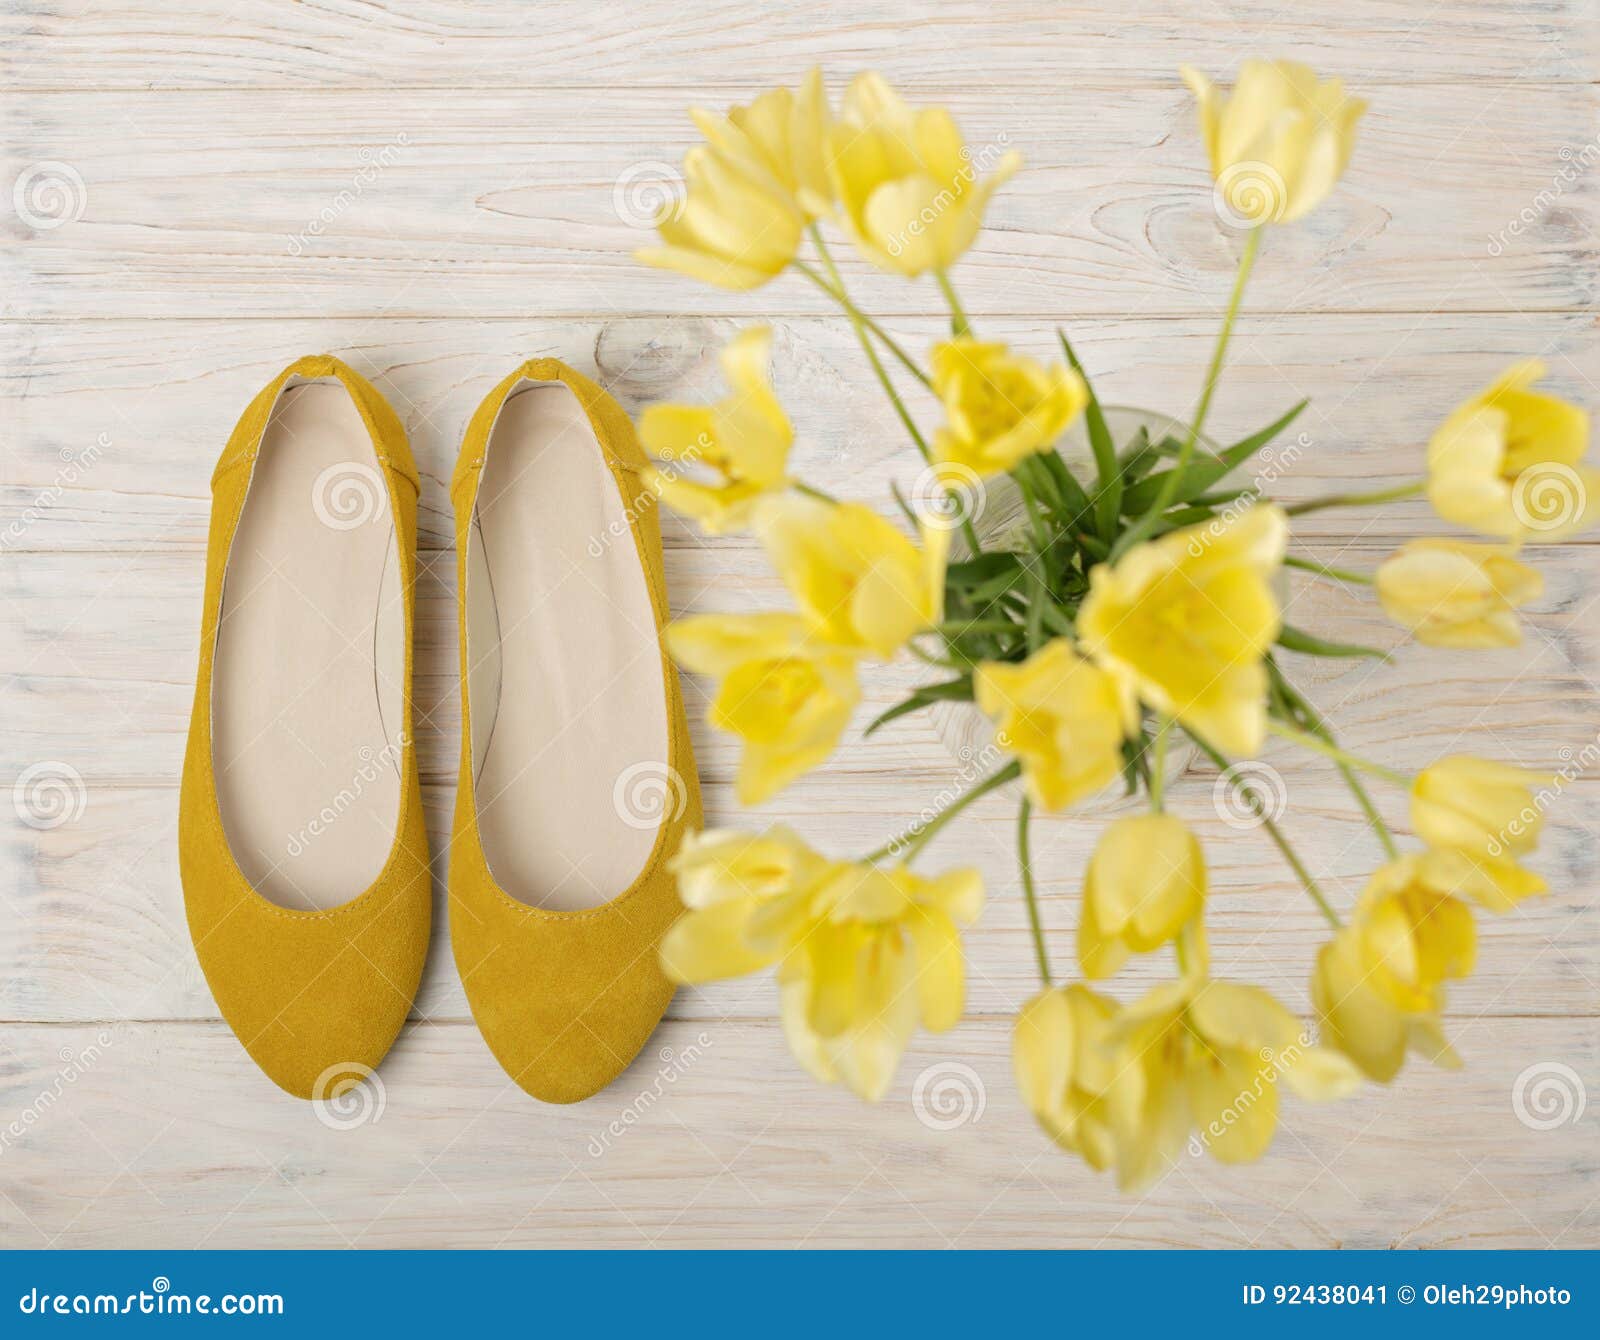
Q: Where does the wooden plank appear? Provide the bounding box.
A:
[4,314,1598,554]
[3,83,1594,319]
[4,757,1595,1023]
[5,539,1597,781]
[2,2,1591,89]
[0,1018,1592,1248]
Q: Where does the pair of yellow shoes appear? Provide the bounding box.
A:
[179,355,700,1103]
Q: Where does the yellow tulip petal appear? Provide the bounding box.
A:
[780,978,838,1085]
[829,931,919,1102]
[1314,935,1408,1082]
[1076,892,1131,981]
[1185,60,1361,226]
[667,611,809,676]
[806,921,871,1039]
[906,905,964,1032]
[1187,1048,1279,1165]
[920,866,984,924]
[1419,845,1546,913]
[1280,1045,1364,1102]
[1188,980,1299,1054]
[1407,1014,1463,1070]
[659,900,771,984]
[1013,988,1074,1115]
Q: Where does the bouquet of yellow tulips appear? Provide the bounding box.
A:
[629,64,1590,1189]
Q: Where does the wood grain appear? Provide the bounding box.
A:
[0,1019,1593,1248]
[3,773,1595,1026]
[4,315,1599,553]
[3,82,1595,319]
[6,538,1600,778]
[3,2,1592,89]
[3,0,1597,1251]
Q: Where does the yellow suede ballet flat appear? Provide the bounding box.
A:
[179,355,431,1100]
[449,359,700,1104]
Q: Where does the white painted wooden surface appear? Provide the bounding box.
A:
[2,2,1597,1249]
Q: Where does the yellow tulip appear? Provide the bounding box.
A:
[662,830,983,1101]
[1313,856,1476,1082]
[667,612,861,804]
[1426,360,1598,542]
[929,339,1088,478]
[1105,975,1361,1189]
[639,327,793,534]
[660,825,838,983]
[1012,985,1121,1172]
[1078,504,1288,756]
[754,495,949,658]
[1412,755,1545,859]
[1078,813,1205,979]
[1416,845,1546,916]
[1181,60,1365,226]
[782,861,984,1100]
[1376,539,1541,648]
[974,639,1134,812]
[825,72,1021,276]
[688,69,833,219]
[636,144,803,290]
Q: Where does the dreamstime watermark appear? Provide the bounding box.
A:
[586,432,706,557]
[613,159,684,230]
[2,434,108,550]
[17,1278,283,1317]
[587,1034,713,1157]
[1185,432,1308,557]
[1187,1032,1313,1156]
[612,761,690,830]
[0,1032,113,1157]
[885,739,1008,859]
[911,1061,986,1131]
[311,1062,385,1131]
[12,160,87,230]
[1486,135,1600,256]
[286,132,411,256]
[1511,1060,1586,1131]
[1213,160,1287,229]
[285,736,408,858]
[1487,729,1600,857]
[1511,462,1587,534]
[910,462,987,532]
[883,134,1013,260]
[1212,761,1288,830]
[13,762,87,831]
[310,460,387,530]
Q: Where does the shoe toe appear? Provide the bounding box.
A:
[452,868,679,1104]
[183,839,431,1100]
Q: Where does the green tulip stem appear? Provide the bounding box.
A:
[1268,721,1409,787]
[861,761,1022,865]
[1017,797,1053,986]
[1273,677,1401,860]
[1188,226,1261,454]
[1284,480,1426,516]
[793,259,932,389]
[808,227,982,554]
[1149,714,1173,812]
[1283,554,1374,585]
[936,268,972,337]
[1112,226,1261,557]
[1185,728,1342,929]
[792,480,839,505]
[807,228,934,463]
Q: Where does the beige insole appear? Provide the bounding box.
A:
[212,379,404,911]
[467,382,669,911]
